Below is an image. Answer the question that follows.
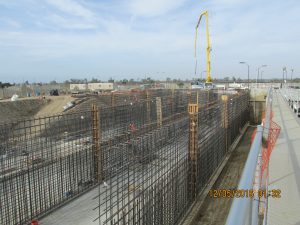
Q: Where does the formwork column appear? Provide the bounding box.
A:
[188,103,199,198]
[156,97,162,128]
[221,95,229,151]
[92,104,102,182]
[146,91,151,123]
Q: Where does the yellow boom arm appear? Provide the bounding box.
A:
[194,10,212,83]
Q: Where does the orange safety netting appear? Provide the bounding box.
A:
[261,119,281,176]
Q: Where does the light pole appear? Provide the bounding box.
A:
[257,65,267,87]
[239,62,250,89]
[260,70,264,82]
[282,67,286,88]
[291,69,294,82]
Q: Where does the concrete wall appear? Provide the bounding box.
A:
[249,88,267,124]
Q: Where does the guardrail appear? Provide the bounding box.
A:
[225,125,263,225]
[226,87,280,225]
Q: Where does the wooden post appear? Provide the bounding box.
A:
[188,103,198,198]
[156,97,162,128]
[92,104,102,182]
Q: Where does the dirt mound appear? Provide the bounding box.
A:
[0,99,48,123]
[35,96,75,117]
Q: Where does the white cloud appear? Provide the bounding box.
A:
[45,0,94,19]
[128,0,188,17]
[0,18,21,28]
[0,24,192,61]
[211,0,247,5]
[48,14,97,30]
[1,0,300,81]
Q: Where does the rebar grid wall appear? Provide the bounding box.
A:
[0,111,94,225]
[94,92,250,225]
[0,90,189,225]
[0,90,249,225]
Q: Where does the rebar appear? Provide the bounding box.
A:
[0,89,250,225]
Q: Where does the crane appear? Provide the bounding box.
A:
[194,10,213,88]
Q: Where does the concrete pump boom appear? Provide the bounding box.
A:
[194,10,212,84]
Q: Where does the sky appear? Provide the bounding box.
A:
[0,0,299,83]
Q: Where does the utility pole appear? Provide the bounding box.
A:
[282,67,286,88]
[257,65,267,88]
[239,62,250,89]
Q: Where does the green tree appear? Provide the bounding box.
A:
[122,79,128,84]
[177,82,184,88]
[0,82,13,98]
[90,77,100,83]
[49,80,57,85]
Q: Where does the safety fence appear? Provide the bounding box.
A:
[225,88,280,225]
[0,89,249,225]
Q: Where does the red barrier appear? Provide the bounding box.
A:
[31,220,39,225]
[261,119,281,178]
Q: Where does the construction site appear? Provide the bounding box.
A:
[1,0,299,224]
[0,88,251,225]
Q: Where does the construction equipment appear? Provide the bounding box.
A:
[194,10,213,88]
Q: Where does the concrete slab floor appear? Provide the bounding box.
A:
[267,91,300,225]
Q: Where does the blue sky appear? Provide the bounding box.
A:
[0,0,299,83]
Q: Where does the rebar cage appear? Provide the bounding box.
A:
[0,89,249,225]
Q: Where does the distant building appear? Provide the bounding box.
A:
[228,83,246,89]
[70,84,88,91]
[70,83,114,92]
[87,83,114,91]
[163,82,191,89]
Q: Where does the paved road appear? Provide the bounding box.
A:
[267,91,300,225]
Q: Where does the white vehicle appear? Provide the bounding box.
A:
[191,81,205,89]
[293,101,300,117]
